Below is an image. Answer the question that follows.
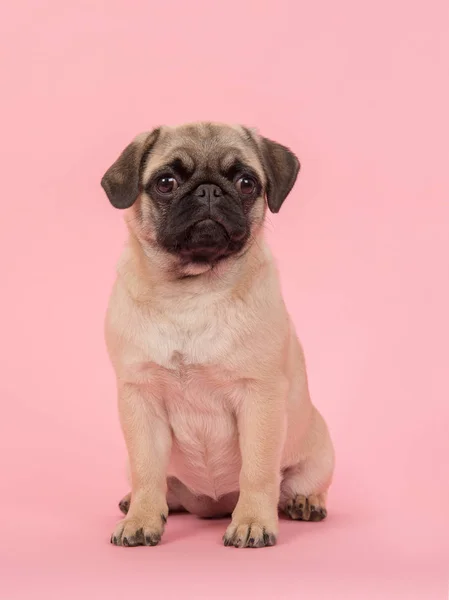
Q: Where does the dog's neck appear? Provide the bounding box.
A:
[118,228,270,304]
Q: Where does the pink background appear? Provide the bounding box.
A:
[1,1,448,598]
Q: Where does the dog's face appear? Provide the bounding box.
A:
[101,123,300,274]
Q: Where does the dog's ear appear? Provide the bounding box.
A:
[258,136,300,213]
[101,129,160,209]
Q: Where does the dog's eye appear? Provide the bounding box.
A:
[156,176,178,194]
[235,176,256,195]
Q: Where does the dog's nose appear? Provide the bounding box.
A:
[194,184,223,204]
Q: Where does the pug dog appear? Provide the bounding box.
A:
[101,122,334,548]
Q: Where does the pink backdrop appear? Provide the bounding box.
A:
[1,1,448,598]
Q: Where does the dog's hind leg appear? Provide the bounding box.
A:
[279,408,334,521]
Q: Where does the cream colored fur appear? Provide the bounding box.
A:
[104,123,334,548]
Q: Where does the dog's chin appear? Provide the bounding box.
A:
[176,250,227,277]
[178,260,215,277]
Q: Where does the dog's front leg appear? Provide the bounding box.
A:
[224,379,287,548]
[111,382,170,547]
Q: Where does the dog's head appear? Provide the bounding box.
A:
[101,123,299,275]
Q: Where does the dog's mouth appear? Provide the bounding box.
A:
[172,218,246,265]
[180,219,229,261]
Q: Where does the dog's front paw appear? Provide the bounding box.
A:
[223,519,278,548]
[111,512,167,547]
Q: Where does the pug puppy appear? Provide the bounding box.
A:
[101,122,334,549]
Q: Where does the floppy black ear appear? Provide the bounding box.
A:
[101,128,160,209]
[259,137,300,213]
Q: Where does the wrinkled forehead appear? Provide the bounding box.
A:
[142,123,265,183]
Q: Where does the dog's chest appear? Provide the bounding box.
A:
[139,300,239,369]
[165,364,241,498]
[126,301,245,497]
